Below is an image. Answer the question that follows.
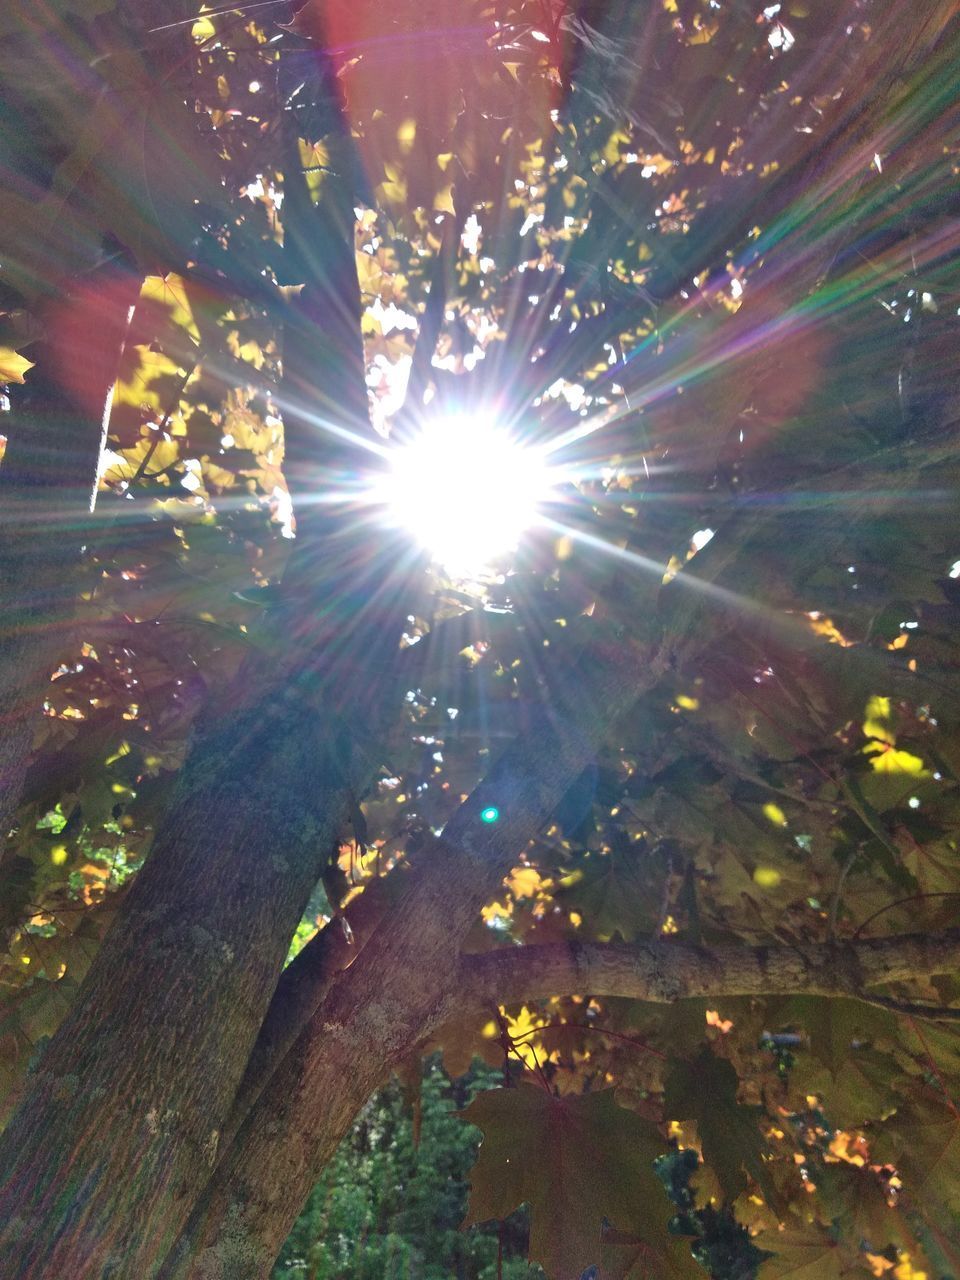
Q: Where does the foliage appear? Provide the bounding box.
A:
[277,1060,769,1280]
[462,1083,697,1280]
[274,1061,535,1280]
[1,0,960,1277]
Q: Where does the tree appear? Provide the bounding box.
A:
[274,1059,537,1280]
[0,1,959,1278]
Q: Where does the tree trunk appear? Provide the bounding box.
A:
[0,666,373,1277]
[0,23,403,1266]
[162,425,960,1276]
[159,632,669,1278]
[3,8,954,1278]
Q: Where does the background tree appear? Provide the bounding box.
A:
[274,1060,536,1280]
[0,2,959,1279]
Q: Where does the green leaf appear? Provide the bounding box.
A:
[664,1049,777,1207]
[794,1049,901,1129]
[460,1085,677,1280]
[601,1225,704,1280]
[873,1084,960,1217]
[770,998,899,1076]
[555,846,659,942]
[815,1163,913,1253]
[757,1224,870,1280]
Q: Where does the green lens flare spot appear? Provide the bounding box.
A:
[480,806,500,825]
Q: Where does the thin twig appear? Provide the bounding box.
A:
[147,1,288,34]
[857,992,960,1022]
[828,848,859,942]
[512,1021,668,1061]
[908,1016,960,1120]
[125,360,198,489]
[851,891,960,941]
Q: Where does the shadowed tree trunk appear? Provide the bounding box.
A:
[0,19,409,1276]
[160,629,668,1278]
[0,4,957,1279]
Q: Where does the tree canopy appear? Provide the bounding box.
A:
[0,2,959,1278]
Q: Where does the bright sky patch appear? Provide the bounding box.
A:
[378,413,553,576]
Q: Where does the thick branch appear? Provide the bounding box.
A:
[168,336,960,1280]
[276,26,370,567]
[167,435,959,1279]
[457,929,960,1011]
[221,874,393,1146]
[398,211,460,422]
[160,628,670,1278]
[61,8,960,1277]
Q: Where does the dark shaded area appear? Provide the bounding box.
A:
[275,1059,765,1280]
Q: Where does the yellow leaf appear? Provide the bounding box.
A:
[0,347,34,383]
[893,1257,927,1280]
[192,14,216,41]
[433,184,456,216]
[762,802,788,828]
[507,866,543,899]
[865,745,928,776]
[481,900,512,925]
[809,614,855,647]
[140,274,199,340]
[114,346,183,413]
[863,695,895,744]
[396,118,416,154]
[603,130,631,164]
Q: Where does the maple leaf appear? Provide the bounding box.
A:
[601,1225,705,1280]
[663,1049,777,1207]
[429,1010,503,1078]
[460,1085,685,1280]
[793,1048,901,1129]
[0,347,34,384]
[873,1084,960,1218]
[555,846,659,941]
[757,1224,870,1280]
[814,1163,913,1254]
[769,998,898,1076]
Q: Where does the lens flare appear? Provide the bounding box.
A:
[378,413,553,576]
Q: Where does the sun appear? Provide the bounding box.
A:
[378,413,554,577]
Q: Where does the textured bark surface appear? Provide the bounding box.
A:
[457,929,960,1008]
[221,872,393,1151]
[161,352,960,1280]
[0,22,393,1273]
[2,9,956,1279]
[0,683,360,1279]
[159,633,667,1278]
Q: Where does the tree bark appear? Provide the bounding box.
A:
[219,869,393,1151]
[3,8,955,1278]
[157,435,960,1278]
[0,683,368,1277]
[456,929,960,1008]
[159,630,669,1278]
[0,18,398,1275]
[165,686,960,1280]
